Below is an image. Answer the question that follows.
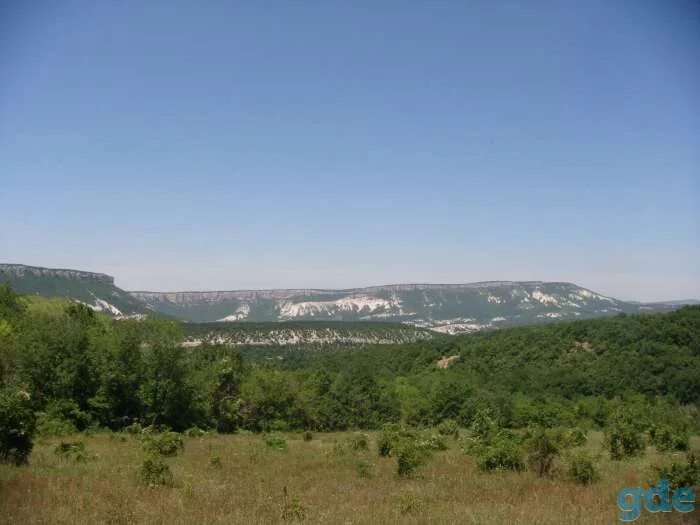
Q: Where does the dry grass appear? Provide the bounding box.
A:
[0,431,698,524]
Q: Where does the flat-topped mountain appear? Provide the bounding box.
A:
[0,264,148,317]
[1,263,689,333]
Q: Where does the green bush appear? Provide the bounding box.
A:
[416,430,447,452]
[526,428,561,477]
[263,433,288,451]
[302,431,313,442]
[0,389,36,465]
[140,455,174,487]
[607,424,645,460]
[378,423,403,457]
[142,432,184,457]
[568,451,599,484]
[437,419,460,438]
[652,454,700,490]
[648,425,689,452]
[563,428,587,448]
[54,441,91,462]
[396,440,429,477]
[474,435,524,472]
[35,413,77,437]
[184,426,206,438]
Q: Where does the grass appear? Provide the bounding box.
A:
[0,431,698,524]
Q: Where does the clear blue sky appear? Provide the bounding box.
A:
[1,1,698,300]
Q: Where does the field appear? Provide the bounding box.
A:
[1,431,697,524]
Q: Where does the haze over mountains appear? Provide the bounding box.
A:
[2,263,691,334]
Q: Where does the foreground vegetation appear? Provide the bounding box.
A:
[1,285,699,522]
[1,430,698,524]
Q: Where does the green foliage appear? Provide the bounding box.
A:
[302,430,313,441]
[184,426,206,438]
[568,450,599,484]
[437,418,459,439]
[652,454,700,490]
[396,439,429,477]
[473,435,524,472]
[263,433,288,451]
[525,428,561,476]
[606,423,645,460]
[648,424,689,452]
[142,432,184,457]
[140,455,174,487]
[0,388,35,465]
[54,441,92,462]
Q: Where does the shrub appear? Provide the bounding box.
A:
[184,426,206,438]
[648,425,689,452]
[123,422,143,435]
[607,424,645,460]
[416,430,447,452]
[349,432,369,451]
[378,423,402,457]
[54,441,91,462]
[142,432,184,457]
[280,487,307,522]
[526,428,561,477]
[652,453,700,490]
[437,419,459,439]
[474,435,524,472]
[396,440,429,477]
[564,428,587,448]
[264,433,288,451]
[209,455,222,468]
[0,389,35,465]
[568,451,599,484]
[140,455,174,487]
[35,413,77,437]
[397,490,424,515]
[302,431,313,442]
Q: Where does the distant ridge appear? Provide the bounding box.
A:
[1,263,691,333]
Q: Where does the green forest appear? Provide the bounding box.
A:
[1,283,699,466]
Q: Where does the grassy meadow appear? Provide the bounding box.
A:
[1,431,698,524]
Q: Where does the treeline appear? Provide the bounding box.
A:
[1,284,699,458]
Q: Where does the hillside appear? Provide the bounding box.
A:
[132,281,678,331]
[0,264,148,317]
[1,263,689,333]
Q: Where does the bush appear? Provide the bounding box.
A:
[437,419,459,439]
[563,428,587,448]
[54,441,91,462]
[0,389,36,465]
[416,430,447,452]
[349,432,369,451]
[568,451,599,484]
[302,431,313,442]
[263,433,288,451]
[648,425,689,452]
[140,455,174,487]
[474,435,524,472]
[652,454,700,490]
[123,422,143,435]
[35,413,77,437]
[607,424,645,460]
[142,432,184,457]
[378,423,403,457]
[209,455,222,468]
[396,440,429,477]
[526,428,561,477]
[184,426,206,438]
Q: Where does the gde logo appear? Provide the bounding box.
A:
[618,479,695,522]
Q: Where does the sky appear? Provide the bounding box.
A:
[1,1,698,301]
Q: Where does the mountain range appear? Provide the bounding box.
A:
[0,263,690,334]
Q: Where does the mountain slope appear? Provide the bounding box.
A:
[0,264,148,317]
[131,281,678,332]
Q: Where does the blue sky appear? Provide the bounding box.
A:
[1,1,698,300]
